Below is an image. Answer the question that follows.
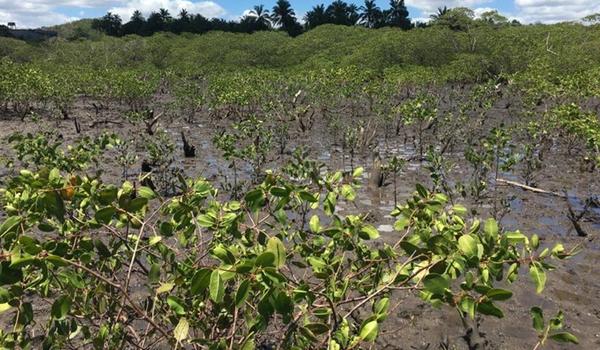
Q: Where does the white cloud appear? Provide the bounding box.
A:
[0,0,226,28]
[0,1,81,28]
[406,0,493,14]
[514,0,600,23]
[109,1,226,21]
[473,7,496,18]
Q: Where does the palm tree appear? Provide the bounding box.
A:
[347,4,360,25]
[131,10,145,22]
[385,0,411,30]
[271,0,295,27]
[123,10,145,35]
[359,0,382,28]
[271,0,302,36]
[430,6,449,21]
[158,8,172,23]
[304,4,329,30]
[179,9,190,21]
[249,5,271,29]
[326,1,358,26]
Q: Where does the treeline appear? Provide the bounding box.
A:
[91,0,515,38]
[3,22,599,83]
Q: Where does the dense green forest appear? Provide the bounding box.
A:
[2,21,600,78]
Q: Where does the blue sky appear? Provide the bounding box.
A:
[2,1,599,29]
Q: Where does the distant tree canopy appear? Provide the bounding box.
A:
[91,0,417,37]
[88,1,528,38]
[0,25,12,38]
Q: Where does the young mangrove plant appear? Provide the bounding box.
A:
[396,95,438,159]
[0,161,578,349]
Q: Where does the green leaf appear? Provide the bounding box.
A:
[95,207,116,225]
[307,256,327,270]
[484,218,499,238]
[235,280,251,307]
[46,254,68,267]
[149,236,162,246]
[393,215,410,231]
[274,292,293,316]
[148,263,160,283]
[359,225,380,240]
[352,167,364,178]
[44,191,65,220]
[49,168,61,184]
[197,214,215,228]
[0,216,21,237]
[38,222,55,232]
[304,323,329,335]
[458,234,478,258]
[359,319,378,342]
[240,336,255,350]
[486,289,513,301]
[0,288,10,304]
[529,264,546,294]
[270,186,290,197]
[245,189,265,209]
[309,215,320,233]
[255,252,276,268]
[174,318,189,343]
[209,270,224,303]
[415,184,428,198]
[423,273,449,295]
[452,205,468,216]
[477,300,504,318]
[51,295,72,320]
[137,186,156,200]
[266,237,286,268]
[530,307,544,332]
[190,269,211,295]
[156,282,174,295]
[460,296,476,319]
[531,234,540,249]
[549,332,579,344]
[505,231,528,244]
[167,296,186,315]
[212,245,235,264]
[0,303,12,314]
[125,197,148,212]
[373,298,390,315]
[298,191,318,203]
[98,187,118,205]
[341,184,356,201]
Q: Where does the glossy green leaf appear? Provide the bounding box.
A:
[167,296,186,315]
[477,300,504,318]
[423,273,449,295]
[549,332,578,344]
[529,264,546,294]
[458,234,478,258]
[255,251,276,268]
[209,270,224,303]
[235,280,251,308]
[266,237,286,268]
[95,207,116,225]
[359,225,380,240]
[359,319,378,342]
[530,307,544,332]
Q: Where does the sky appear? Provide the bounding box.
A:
[1,0,600,29]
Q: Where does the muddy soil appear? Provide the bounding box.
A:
[0,94,599,350]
